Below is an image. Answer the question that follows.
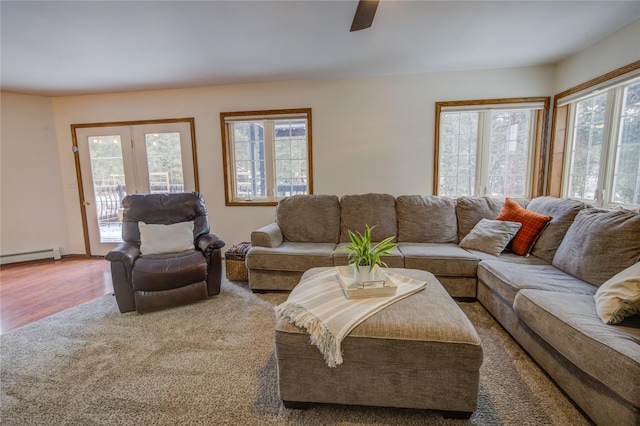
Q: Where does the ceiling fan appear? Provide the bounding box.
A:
[350,0,380,32]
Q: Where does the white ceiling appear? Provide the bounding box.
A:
[2,1,639,97]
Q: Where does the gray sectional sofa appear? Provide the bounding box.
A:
[247,193,640,426]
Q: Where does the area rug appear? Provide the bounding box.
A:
[1,276,590,425]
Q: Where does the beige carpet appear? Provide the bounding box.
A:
[1,275,591,425]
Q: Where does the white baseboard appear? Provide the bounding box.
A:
[0,247,61,265]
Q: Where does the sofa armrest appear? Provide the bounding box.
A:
[252,222,284,248]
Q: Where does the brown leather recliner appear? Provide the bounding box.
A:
[105,192,225,313]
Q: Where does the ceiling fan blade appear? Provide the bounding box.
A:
[350,0,379,32]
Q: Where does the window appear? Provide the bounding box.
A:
[560,75,640,207]
[221,109,312,206]
[435,98,549,198]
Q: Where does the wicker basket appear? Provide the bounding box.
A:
[225,243,251,282]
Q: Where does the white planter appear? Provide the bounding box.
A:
[354,264,378,285]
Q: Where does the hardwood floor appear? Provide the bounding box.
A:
[0,257,113,334]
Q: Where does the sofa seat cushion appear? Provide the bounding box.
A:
[513,289,640,407]
[399,243,478,277]
[333,243,404,268]
[466,250,549,265]
[478,260,596,305]
[246,243,336,272]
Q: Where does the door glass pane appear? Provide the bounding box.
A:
[87,135,126,243]
[438,112,478,196]
[275,119,308,197]
[145,132,184,193]
[568,94,607,200]
[488,110,532,197]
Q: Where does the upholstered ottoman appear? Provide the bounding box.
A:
[274,267,483,418]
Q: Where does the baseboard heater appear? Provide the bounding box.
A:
[0,247,62,265]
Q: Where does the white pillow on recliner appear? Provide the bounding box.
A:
[138,221,195,255]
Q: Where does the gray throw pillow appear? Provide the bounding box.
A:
[553,208,640,286]
[459,219,522,257]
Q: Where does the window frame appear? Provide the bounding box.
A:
[434,97,550,198]
[220,108,313,206]
[549,60,640,208]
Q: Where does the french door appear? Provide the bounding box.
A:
[72,119,198,256]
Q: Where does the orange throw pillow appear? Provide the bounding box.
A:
[496,198,552,256]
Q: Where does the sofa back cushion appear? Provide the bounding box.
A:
[527,197,588,263]
[456,197,503,241]
[276,194,341,243]
[553,208,640,286]
[396,195,458,243]
[340,193,397,242]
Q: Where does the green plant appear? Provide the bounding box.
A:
[334,225,398,272]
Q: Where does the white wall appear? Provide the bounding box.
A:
[554,18,640,93]
[50,65,554,253]
[0,92,69,257]
[4,16,638,257]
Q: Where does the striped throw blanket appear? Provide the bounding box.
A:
[275,268,428,367]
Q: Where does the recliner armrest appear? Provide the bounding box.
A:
[251,222,284,248]
[197,233,225,254]
[196,233,224,296]
[105,242,140,268]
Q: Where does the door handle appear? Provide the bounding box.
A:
[83,200,91,206]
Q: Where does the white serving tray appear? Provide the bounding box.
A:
[335,265,398,299]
